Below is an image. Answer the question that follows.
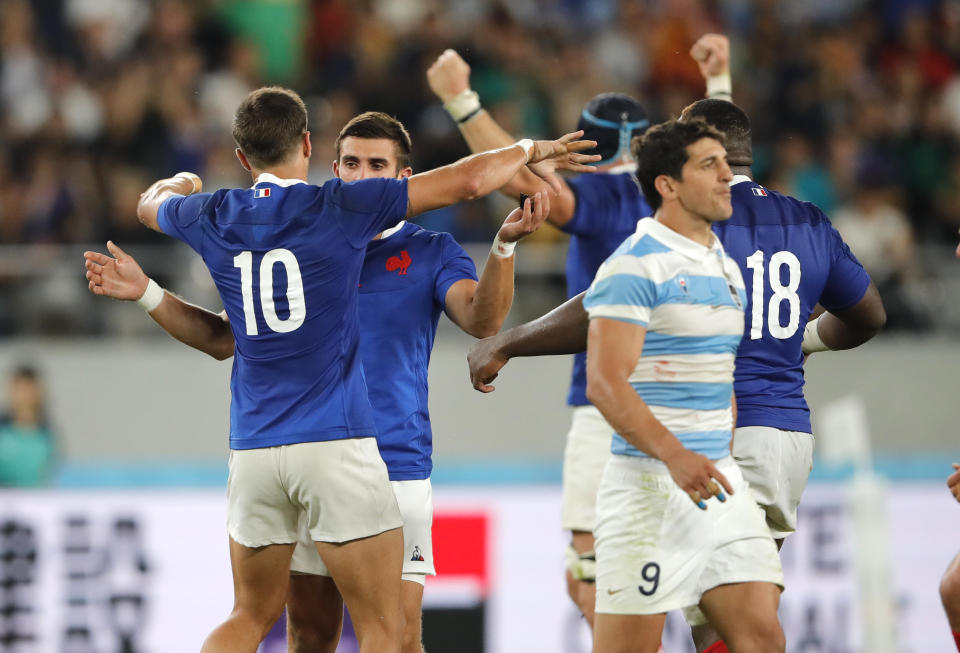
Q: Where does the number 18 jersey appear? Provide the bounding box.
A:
[158,173,409,450]
[712,176,870,433]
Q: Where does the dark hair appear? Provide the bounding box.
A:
[576,93,649,164]
[11,365,38,382]
[680,99,751,166]
[632,118,726,211]
[335,111,413,171]
[232,87,308,168]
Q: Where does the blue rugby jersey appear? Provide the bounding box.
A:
[358,222,477,481]
[563,172,652,406]
[157,173,408,450]
[713,176,871,433]
[584,218,746,460]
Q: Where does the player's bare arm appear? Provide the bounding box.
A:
[84,241,235,360]
[427,48,579,226]
[803,281,886,354]
[405,131,596,218]
[136,172,203,231]
[467,291,589,392]
[948,463,960,502]
[444,191,549,338]
[585,317,733,508]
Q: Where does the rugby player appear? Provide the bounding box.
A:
[122,86,594,653]
[586,118,784,653]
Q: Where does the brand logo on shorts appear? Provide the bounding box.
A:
[386,250,412,276]
[411,545,425,562]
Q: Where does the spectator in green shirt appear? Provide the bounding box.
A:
[0,365,55,486]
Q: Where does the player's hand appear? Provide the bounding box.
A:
[427,49,471,103]
[528,131,600,194]
[83,241,149,301]
[690,34,730,79]
[467,336,509,393]
[496,191,550,243]
[660,446,734,510]
[948,463,960,503]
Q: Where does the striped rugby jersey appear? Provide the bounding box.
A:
[583,217,747,460]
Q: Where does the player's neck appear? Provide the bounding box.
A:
[655,206,715,248]
[250,161,309,184]
[730,165,752,179]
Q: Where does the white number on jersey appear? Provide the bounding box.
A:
[233,249,306,335]
[745,250,802,340]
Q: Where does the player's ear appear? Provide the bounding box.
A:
[235,148,252,172]
[302,132,312,159]
[398,167,413,179]
[654,174,677,201]
[332,160,341,179]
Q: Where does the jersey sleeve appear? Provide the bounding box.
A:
[157,192,214,252]
[583,256,658,326]
[435,234,479,308]
[328,177,409,248]
[819,219,872,311]
[563,175,632,238]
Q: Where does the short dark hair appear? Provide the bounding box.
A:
[632,119,726,211]
[680,99,751,166]
[335,112,413,171]
[232,87,308,169]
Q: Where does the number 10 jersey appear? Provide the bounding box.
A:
[712,176,871,433]
[158,173,409,450]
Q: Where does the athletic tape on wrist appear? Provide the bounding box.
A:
[137,278,165,312]
[444,89,481,122]
[801,315,831,354]
[515,138,534,164]
[564,545,597,582]
[706,72,733,100]
[491,233,517,258]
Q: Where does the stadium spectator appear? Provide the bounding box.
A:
[0,365,57,487]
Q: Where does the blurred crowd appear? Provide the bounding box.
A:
[2,0,960,331]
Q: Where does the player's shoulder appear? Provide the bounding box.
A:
[730,179,830,228]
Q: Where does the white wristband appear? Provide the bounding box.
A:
[515,138,534,164]
[443,89,481,122]
[137,278,165,312]
[491,233,517,258]
[706,72,733,100]
[801,315,831,354]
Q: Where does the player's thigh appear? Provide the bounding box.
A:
[228,537,295,619]
[733,426,814,539]
[562,406,614,533]
[284,438,402,545]
[315,527,404,630]
[699,581,784,648]
[593,613,666,653]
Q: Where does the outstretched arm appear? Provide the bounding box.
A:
[137,172,203,231]
[467,291,588,392]
[445,191,550,338]
[802,281,886,354]
[405,130,595,218]
[427,49,580,227]
[84,241,235,360]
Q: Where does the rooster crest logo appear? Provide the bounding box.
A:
[411,545,424,562]
[386,250,412,275]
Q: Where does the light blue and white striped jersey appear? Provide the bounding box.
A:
[583,217,747,460]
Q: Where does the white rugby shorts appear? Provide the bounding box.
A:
[227,437,401,548]
[291,478,436,585]
[733,426,815,540]
[595,454,784,617]
[562,406,614,532]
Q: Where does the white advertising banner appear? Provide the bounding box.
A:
[0,483,956,652]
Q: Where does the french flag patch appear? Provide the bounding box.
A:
[254,187,271,198]
[752,187,768,196]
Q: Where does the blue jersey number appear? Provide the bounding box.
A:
[745,250,801,340]
[233,249,306,336]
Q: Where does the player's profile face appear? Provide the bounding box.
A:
[334,137,408,181]
[676,137,733,223]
